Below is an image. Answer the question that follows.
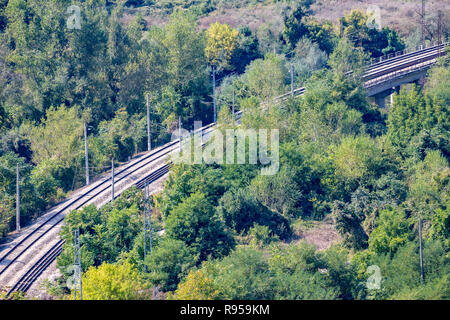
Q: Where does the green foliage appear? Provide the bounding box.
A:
[250,166,304,219]
[1,0,448,301]
[305,19,336,54]
[291,37,328,85]
[339,10,405,58]
[331,135,384,195]
[58,188,145,276]
[28,105,83,165]
[0,152,45,237]
[89,108,147,169]
[172,243,360,300]
[359,239,449,299]
[216,187,291,239]
[332,200,369,250]
[145,238,198,292]
[157,164,228,216]
[165,191,235,261]
[229,26,261,72]
[328,37,367,75]
[281,1,314,49]
[162,11,210,121]
[247,224,279,248]
[245,53,288,103]
[368,207,413,255]
[81,261,152,300]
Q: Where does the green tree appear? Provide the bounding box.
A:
[27,105,83,190]
[229,26,261,72]
[145,238,198,292]
[282,1,314,49]
[216,187,291,239]
[58,188,144,276]
[331,135,383,190]
[245,53,287,103]
[339,10,405,58]
[250,166,304,219]
[169,268,221,300]
[165,191,234,261]
[368,207,413,255]
[80,261,151,300]
[28,105,83,167]
[0,152,44,237]
[407,150,449,244]
[332,200,369,250]
[163,10,208,99]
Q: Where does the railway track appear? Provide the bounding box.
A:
[0,122,216,297]
[7,163,179,296]
[0,42,447,298]
[362,43,449,82]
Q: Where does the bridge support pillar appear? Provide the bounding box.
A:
[390,86,401,108]
[375,94,386,109]
[412,78,425,90]
[374,89,393,109]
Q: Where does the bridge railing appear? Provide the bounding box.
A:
[364,57,439,89]
[232,42,449,114]
[368,41,449,66]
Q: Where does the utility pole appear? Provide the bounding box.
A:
[419,217,424,283]
[84,122,89,185]
[212,65,217,123]
[146,94,151,152]
[290,64,294,96]
[16,164,20,232]
[73,229,82,300]
[111,159,115,202]
[143,184,152,270]
[232,87,235,124]
[421,0,425,48]
[143,184,154,298]
[437,10,442,56]
[179,116,182,152]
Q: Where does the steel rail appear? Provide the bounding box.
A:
[2,123,216,296]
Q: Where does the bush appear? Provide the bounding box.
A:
[216,187,291,240]
[165,192,235,261]
[145,238,198,292]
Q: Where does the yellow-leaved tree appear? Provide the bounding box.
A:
[77,261,152,300]
[205,22,238,70]
[168,268,220,300]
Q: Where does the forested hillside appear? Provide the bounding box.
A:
[0,0,448,300]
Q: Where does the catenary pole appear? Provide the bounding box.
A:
[84,122,89,185]
[179,116,182,152]
[16,164,20,232]
[213,65,216,123]
[232,87,235,123]
[421,0,425,48]
[147,94,151,152]
[291,64,294,96]
[419,217,424,283]
[111,159,115,202]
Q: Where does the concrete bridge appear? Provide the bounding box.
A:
[363,42,448,108]
[280,42,449,109]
